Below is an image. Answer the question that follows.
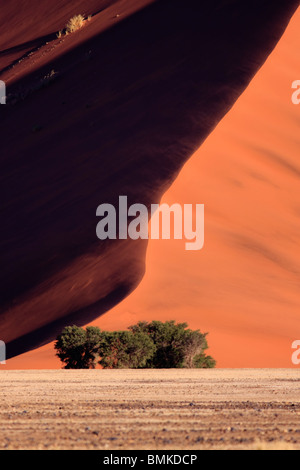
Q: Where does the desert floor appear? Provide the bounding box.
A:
[0,369,299,450]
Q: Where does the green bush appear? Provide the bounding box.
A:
[98,331,156,369]
[54,325,101,369]
[55,321,216,369]
[129,320,214,369]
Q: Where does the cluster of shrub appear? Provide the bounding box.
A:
[55,320,216,369]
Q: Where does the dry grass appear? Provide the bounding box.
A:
[57,14,86,38]
[66,14,85,34]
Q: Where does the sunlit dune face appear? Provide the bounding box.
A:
[93,9,300,369]
[5,8,300,369]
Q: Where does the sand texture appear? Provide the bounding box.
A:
[1,369,300,450]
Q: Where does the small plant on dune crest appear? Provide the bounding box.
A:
[57,14,90,39]
[65,14,85,34]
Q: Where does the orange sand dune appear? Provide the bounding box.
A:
[6,7,300,369]
[3,0,297,361]
[95,9,300,368]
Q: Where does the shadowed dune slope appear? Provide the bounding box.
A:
[0,0,299,359]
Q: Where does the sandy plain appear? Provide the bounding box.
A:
[0,369,299,450]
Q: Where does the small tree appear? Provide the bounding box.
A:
[98,331,155,369]
[84,326,104,368]
[129,320,215,369]
[54,325,102,369]
[129,320,184,368]
[193,353,216,369]
[182,329,209,368]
